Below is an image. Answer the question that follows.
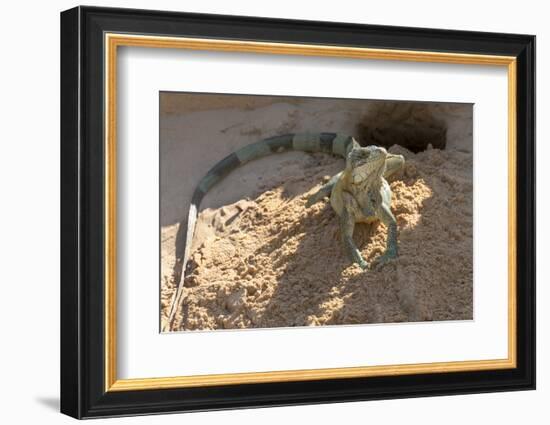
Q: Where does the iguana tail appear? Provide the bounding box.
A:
[165,132,356,331]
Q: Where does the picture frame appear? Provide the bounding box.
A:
[60,5,535,419]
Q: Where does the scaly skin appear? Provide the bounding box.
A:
[165,133,405,331]
[308,142,404,269]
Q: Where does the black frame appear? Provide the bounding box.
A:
[60,6,536,419]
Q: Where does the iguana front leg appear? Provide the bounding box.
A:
[306,172,342,207]
[340,192,369,269]
[373,202,398,266]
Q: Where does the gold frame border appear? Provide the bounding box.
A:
[104,33,518,392]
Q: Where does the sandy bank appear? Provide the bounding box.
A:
[161,145,473,331]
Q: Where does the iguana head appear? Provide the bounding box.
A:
[347,145,388,184]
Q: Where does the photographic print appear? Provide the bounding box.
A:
[160,93,474,332]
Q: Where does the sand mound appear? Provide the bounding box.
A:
[161,146,473,331]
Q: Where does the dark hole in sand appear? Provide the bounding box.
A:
[356,101,447,152]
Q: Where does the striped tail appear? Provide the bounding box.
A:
[165,132,356,330]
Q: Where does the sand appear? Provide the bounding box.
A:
[161,144,473,331]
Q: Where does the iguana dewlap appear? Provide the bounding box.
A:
[166,133,404,330]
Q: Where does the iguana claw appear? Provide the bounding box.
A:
[305,192,322,207]
[371,252,397,269]
[357,258,369,270]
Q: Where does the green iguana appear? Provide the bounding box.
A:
[165,132,405,330]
